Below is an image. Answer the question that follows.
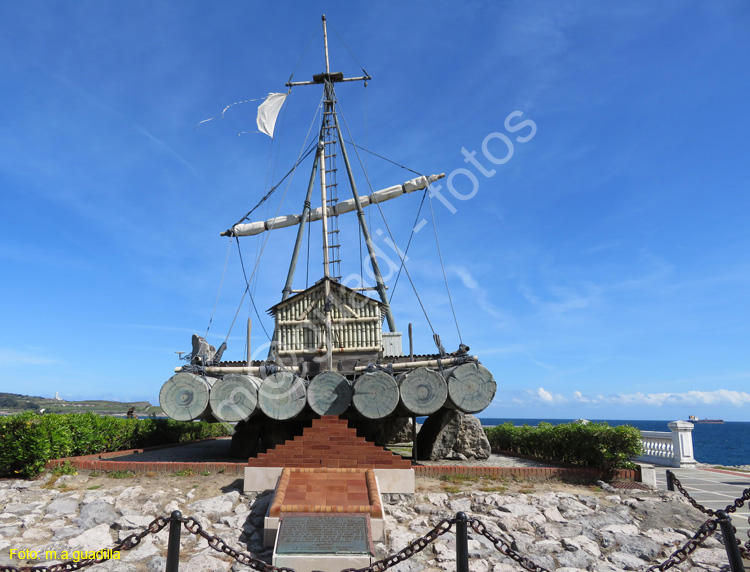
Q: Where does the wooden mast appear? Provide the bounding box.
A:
[281,14,388,369]
[320,15,334,371]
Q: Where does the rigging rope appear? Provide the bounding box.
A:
[343,140,424,176]
[204,236,234,338]
[428,195,463,344]
[223,95,324,344]
[389,189,428,303]
[194,96,266,130]
[287,27,319,85]
[336,100,437,336]
[329,24,369,77]
[263,103,285,204]
[235,238,271,341]
[232,141,317,228]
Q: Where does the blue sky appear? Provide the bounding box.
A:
[1,1,749,422]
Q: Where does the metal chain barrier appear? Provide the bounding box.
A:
[669,470,750,516]
[339,518,454,572]
[468,518,551,572]
[644,516,719,572]
[667,471,717,516]
[667,470,749,569]
[0,515,171,572]
[1,504,747,572]
[177,514,295,572]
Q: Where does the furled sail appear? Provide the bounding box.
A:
[224,173,444,237]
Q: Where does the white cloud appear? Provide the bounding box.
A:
[528,387,568,404]
[569,389,750,408]
[537,387,554,403]
[449,265,480,290]
[573,390,592,403]
[447,264,507,321]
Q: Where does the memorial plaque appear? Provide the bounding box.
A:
[276,514,372,555]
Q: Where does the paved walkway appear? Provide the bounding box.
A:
[654,466,750,540]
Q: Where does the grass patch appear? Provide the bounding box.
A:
[437,474,508,493]
[107,470,136,479]
[87,485,102,490]
[173,468,195,477]
[479,484,507,492]
[439,474,480,484]
[51,461,78,476]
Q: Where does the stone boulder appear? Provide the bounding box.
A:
[75,500,119,529]
[415,410,490,460]
[351,417,413,446]
[415,409,461,460]
[230,419,262,458]
[453,414,491,460]
[389,417,415,444]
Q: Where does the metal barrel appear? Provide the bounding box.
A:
[352,370,399,419]
[307,371,352,416]
[209,373,261,422]
[159,372,215,421]
[397,367,447,416]
[257,371,307,420]
[443,363,497,414]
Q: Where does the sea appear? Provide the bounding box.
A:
[476,418,750,467]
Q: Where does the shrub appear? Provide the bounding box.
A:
[0,412,52,478]
[0,413,232,479]
[484,420,642,472]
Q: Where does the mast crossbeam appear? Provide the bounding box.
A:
[224,174,445,237]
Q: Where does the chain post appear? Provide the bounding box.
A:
[166,510,182,572]
[717,510,746,572]
[666,469,675,491]
[455,512,469,572]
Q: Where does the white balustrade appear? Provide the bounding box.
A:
[637,421,697,467]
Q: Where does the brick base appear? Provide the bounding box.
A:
[246,415,411,469]
[268,468,383,518]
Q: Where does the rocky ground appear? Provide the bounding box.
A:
[0,471,736,572]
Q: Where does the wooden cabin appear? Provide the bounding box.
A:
[268,278,400,376]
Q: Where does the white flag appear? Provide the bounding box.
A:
[256,93,288,138]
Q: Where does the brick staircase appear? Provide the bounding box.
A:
[246,415,411,469]
[268,467,383,518]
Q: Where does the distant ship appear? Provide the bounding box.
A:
[688,415,724,424]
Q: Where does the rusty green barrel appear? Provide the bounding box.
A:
[307,371,352,416]
[159,372,215,421]
[209,373,261,422]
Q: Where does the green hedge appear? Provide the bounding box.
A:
[0,412,232,478]
[484,421,643,471]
